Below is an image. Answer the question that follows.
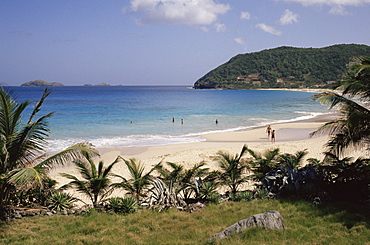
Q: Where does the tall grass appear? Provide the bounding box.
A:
[1,199,369,244]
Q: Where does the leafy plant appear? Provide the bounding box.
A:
[234,191,254,202]
[311,56,370,157]
[0,87,98,210]
[254,188,271,200]
[317,153,370,201]
[60,152,120,208]
[48,191,77,211]
[246,147,281,182]
[9,178,58,208]
[105,196,138,215]
[112,158,159,202]
[154,161,211,202]
[206,193,221,204]
[197,181,219,201]
[212,145,250,195]
[145,178,186,212]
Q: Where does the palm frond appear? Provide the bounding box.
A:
[245,146,261,160]
[35,143,99,170]
[102,156,121,177]
[7,166,46,190]
[27,88,52,124]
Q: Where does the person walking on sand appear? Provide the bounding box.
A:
[271,130,276,143]
[266,125,272,139]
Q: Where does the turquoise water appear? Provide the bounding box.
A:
[5,86,329,151]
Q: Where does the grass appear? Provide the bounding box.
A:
[1,199,370,245]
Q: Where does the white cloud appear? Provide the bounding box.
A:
[279,9,299,25]
[329,4,350,15]
[128,0,231,25]
[215,23,226,32]
[234,37,246,45]
[256,23,282,36]
[277,0,370,6]
[200,26,209,32]
[240,11,251,20]
[276,0,370,15]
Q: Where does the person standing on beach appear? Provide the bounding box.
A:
[271,130,276,143]
[266,125,272,139]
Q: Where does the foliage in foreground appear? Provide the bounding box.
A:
[0,87,98,209]
[1,199,369,245]
[60,152,121,208]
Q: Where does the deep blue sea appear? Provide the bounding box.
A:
[4,86,329,151]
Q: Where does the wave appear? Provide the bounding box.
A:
[46,134,206,152]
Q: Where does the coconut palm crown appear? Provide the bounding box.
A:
[112,158,160,202]
[212,145,249,194]
[0,87,98,207]
[311,56,370,157]
[60,151,120,208]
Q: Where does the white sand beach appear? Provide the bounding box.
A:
[48,112,369,204]
[50,113,339,185]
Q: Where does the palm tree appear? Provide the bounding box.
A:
[180,161,212,200]
[212,145,249,195]
[311,56,370,157]
[0,88,98,208]
[154,161,211,201]
[60,151,120,208]
[339,56,370,100]
[278,149,308,170]
[112,158,159,202]
[154,161,184,187]
[246,147,280,182]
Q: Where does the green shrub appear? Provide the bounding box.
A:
[47,191,77,211]
[105,196,138,214]
[234,191,254,202]
[207,193,221,204]
[254,188,271,200]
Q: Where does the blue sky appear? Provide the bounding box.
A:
[1,0,369,86]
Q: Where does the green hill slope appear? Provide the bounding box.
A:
[193,44,370,89]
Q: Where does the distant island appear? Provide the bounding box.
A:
[21,80,64,87]
[84,83,111,86]
[194,44,370,89]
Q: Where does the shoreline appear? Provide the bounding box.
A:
[45,110,332,152]
[49,111,370,205]
[50,113,337,184]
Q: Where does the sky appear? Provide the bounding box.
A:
[1,0,370,86]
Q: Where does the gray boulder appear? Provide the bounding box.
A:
[209,210,284,240]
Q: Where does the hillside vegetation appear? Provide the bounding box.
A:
[194,44,370,89]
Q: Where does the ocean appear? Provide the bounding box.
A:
[4,86,329,151]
